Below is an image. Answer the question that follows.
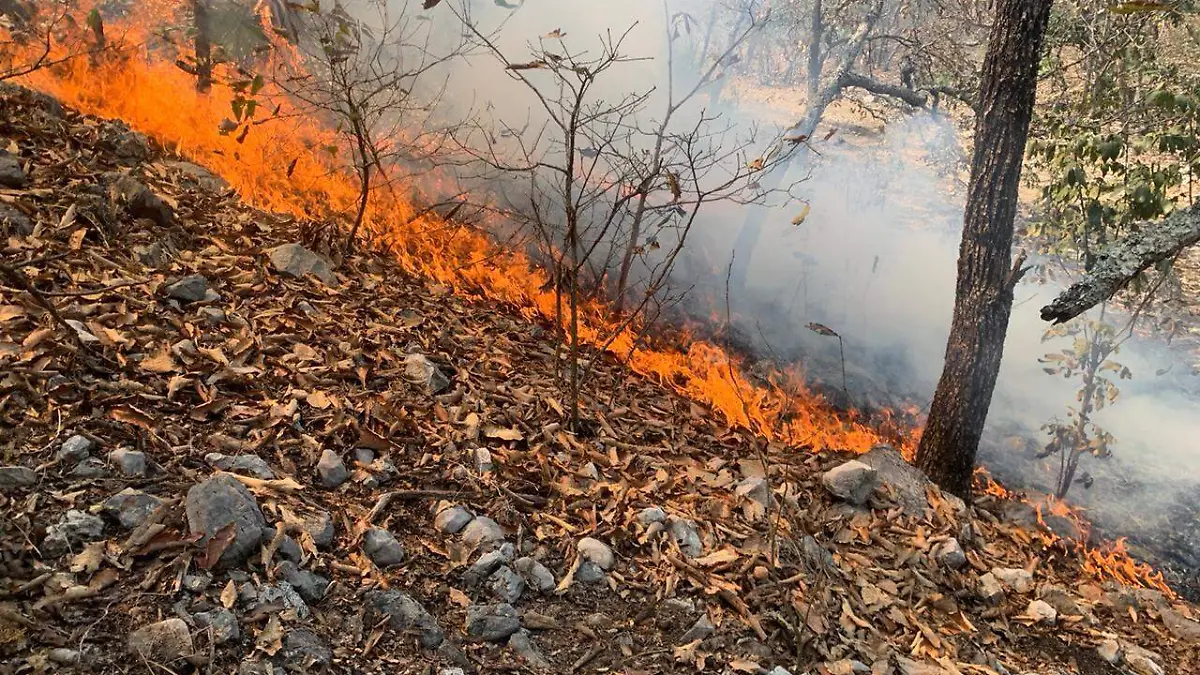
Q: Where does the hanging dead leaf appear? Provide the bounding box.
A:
[746,157,764,172]
[665,170,681,202]
[197,523,237,569]
[507,61,548,71]
[806,322,839,337]
[484,425,524,441]
[791,203,811,226]
[545,28,566,38]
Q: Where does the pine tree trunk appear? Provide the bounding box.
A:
[193,0,212,93]
[915,0,1053,499]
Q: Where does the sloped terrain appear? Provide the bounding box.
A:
[1,85,1199,675]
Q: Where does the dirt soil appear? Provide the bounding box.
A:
[2,86,1199,675]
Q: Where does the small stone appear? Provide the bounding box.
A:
[1160,607,1200,643]
[365,589,444,648]
[58,435,94,462]
[577,537,615,570]
[508,629,551,670]
[935,538,967,570]
[185,474,267,569]
[0,203,32,235]
[466,603,521,642]
[195,608,240,644]
[1097,638,1121,664]
[767,668,795,675]
[1037,584,1083,617]
[637,506,667,524]
[435,505,474,535]
[262,528,304,563]
[404,353,451,394]
[134,242,171,268]
[301,510,336,549]
[521,611,560,631]
[108,448,147,476]
[363,528,406,567]
[260,583,309,619]
[46,648,81,665]
[462,516,504,549]
[168,161,229,192]
[276,561,329,604]
[679,615,715,643]
[821,460,879,505]
[205,453,275,480]
[735,477,771,505]
[283,629,332,670]
[992,567,1034,594]
[669,519,703,558]
[575,560,606,583]
[43,510,105,557]
[316,449,349,488]
[353,448,375,465]
[0,465,37,488]
[1124,645,1164,675]
[465,546,516,585]
[978,573,1005,605]
[127,618,193,661]
[101,488,164,529]
[0,153,26,188]
[182,574,211,592]
[165,274,211,303]
[489,566,526,603]
[799,535,835,572]
[513,557,555,593]
[1025,599,1057,624]
[473,447,494,474]
[70,458,107,478]
[268,243,336,285]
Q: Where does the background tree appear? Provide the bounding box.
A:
[916,0,1054,498]
[1,0,105,81]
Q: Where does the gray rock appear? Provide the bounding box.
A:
[185,474,267,569]
[404,353,451,394]
[466,603,520,642]
[316,449,349,488]
[102,488,164,529]
[679,615,715,643]
[261,527,303,563]
[127,618,193,661]
[352,448,375,465]
[108,448,147,476]
[472,447,494,474]
[821,460,879,505]
[0,203,32,236]
[205,453,275,480]
[992,567,1034,594]
[0,153,26,188]
[363,528,406,567]
[168,161,229,192]
[575,560,606,583]
[134,242,171,268]
[282,629,332,670]
[182,573,211,592]
[275,561,329,604]
[462,516,504,549]
[435,505,474,535]
[464,546,516,585]
[110,174,174,226]
[105,125,151,161]
[978,573,1005,605]
[935,538,967,570]
[489,566,525,603]
[860,445,965,515]
[735,477,771,506]
[301,510,336,549]
[46,648,81,665]
[1097,639,1121,664]
[1124,645,1165,675]
[43,510,105,557]
[637,506,667,524]
[1025,599,1057,624]
[0,465,37,488]
[577,537,615,570]
[1161,607,1200,643]
[1037,584,1082,617]
[365,589,444,648]
[669,519,703,558]
[508,629,551,670]
[260,583,309,619]
[165,274,210,304]
[268,243,336,285]
[799,535,836,572]
[69,458,107,478]
[513,557,555,593]
[194,608,239,644]
[58,434,94,462]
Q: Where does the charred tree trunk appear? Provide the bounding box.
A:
[915,0,1053,499]
[192,0,212,93]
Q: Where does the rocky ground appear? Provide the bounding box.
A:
[2,85,1199,674]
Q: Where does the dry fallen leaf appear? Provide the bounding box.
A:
[220,579,238,608]
[484,425,523,441]
[256,614,285,656]
[198,523,236,569]
[306,390,332,409]
[449,587,471,608]
[70,541,106,575]
[140,349,178,373]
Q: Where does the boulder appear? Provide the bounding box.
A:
[462,516,504,549]
[821,460,879,505]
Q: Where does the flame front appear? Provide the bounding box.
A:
[6,5,1172,595]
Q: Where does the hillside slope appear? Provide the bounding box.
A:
[1,85,1198,675]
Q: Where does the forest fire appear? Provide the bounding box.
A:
[7,5,1176,596]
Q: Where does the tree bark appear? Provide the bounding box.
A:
[916,0,1053,499]
[192,0,212,93]
[1040,201,1200,324]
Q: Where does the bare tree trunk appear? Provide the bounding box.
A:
[916,0,1053,499]
[806,0,822,101]
[192,0,212,93]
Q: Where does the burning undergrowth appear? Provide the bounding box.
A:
[5,0,1193,599]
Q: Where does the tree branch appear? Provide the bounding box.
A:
[839,71,928,107]
[1040,201,1200,324]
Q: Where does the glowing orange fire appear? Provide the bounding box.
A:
[6,5,1173,595]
